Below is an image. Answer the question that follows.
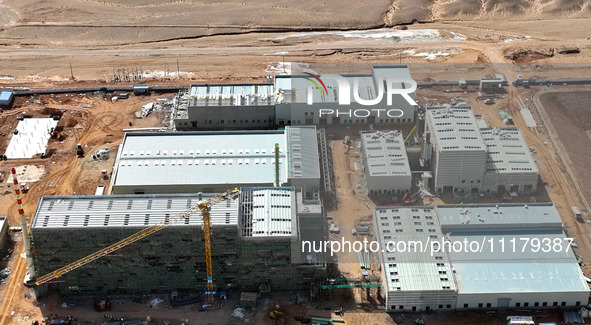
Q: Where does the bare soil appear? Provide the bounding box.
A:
[539,91,591,213]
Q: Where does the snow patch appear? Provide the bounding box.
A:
[261,29,466,42]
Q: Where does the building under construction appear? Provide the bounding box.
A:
[31,187,325,297]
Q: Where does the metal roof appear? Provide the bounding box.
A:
[287,126,320,179]
[0,90,14,102]
[437,203,560,229]
[452,262,588,294]
[426,106,486,152]
[112,130,290,187]
[32,193,239,229]
[375,206,457,292]
[360,130,411,177]
[187,83,275,107]
[250,188,294,237]
[480,127,538,175]
[376,203,589,295]
[439,204,587,295]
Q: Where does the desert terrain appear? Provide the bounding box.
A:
[1,1,591,324]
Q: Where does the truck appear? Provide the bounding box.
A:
[572,205,583,221]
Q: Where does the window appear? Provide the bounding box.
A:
[399,306,404,310]
[576,301,581,306]
[486,303,491,308]
[515,303,520,307]
[221,120,224,123]
[447,305,451,309]
[478,303,483,308]
[534,302,539,307]
[561,302,566,307]
[543,302,548,307]
[552,302,558,307]
[524,302,529,307]
[439,305,443,309]
[233,120,236,123]
[464,304,468,308]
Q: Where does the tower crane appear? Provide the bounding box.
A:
[34,188,241,304]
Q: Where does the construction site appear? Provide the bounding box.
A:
[1,3,591,323]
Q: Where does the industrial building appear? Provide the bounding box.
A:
[480,127,539,194]
[0,216,8,250]
[174,84,275,130]
[275,65,417,125]
[31,187,325,297]
[422,106,538,195]
[376,203,589,312]
[109,127,320,196]
[172,65,417,130]
[359,130,412,196]
[375,206,457,312]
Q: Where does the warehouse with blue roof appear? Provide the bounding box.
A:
[376,203,589,312]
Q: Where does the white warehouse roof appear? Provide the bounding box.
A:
[360,130,411,177]
[377,203,589,298]
[426,106,485,152]
[480,127,538,175]
[32,193,240,229]
[112,130,306,189]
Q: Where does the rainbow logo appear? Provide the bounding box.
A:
[303,72,328,97]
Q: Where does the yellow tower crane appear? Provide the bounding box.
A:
[35,188,241,304]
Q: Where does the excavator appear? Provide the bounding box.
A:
[34,188,241,305]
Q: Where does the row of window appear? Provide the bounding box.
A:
[391,301,582,311]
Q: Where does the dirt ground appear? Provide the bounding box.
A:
[538,91,591,209]
[1,3,591,324]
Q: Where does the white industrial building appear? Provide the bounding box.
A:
[423,106,487,194]
[109,127,320,196]
[360,130,412,196]
[375,206,457,312]
[376,203,589,312]
[480,127,539,194]
[174,83,276,130]
[422,106,538,195]
[275,65,417,125]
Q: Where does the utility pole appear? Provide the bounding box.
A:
[69,62,74,80]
